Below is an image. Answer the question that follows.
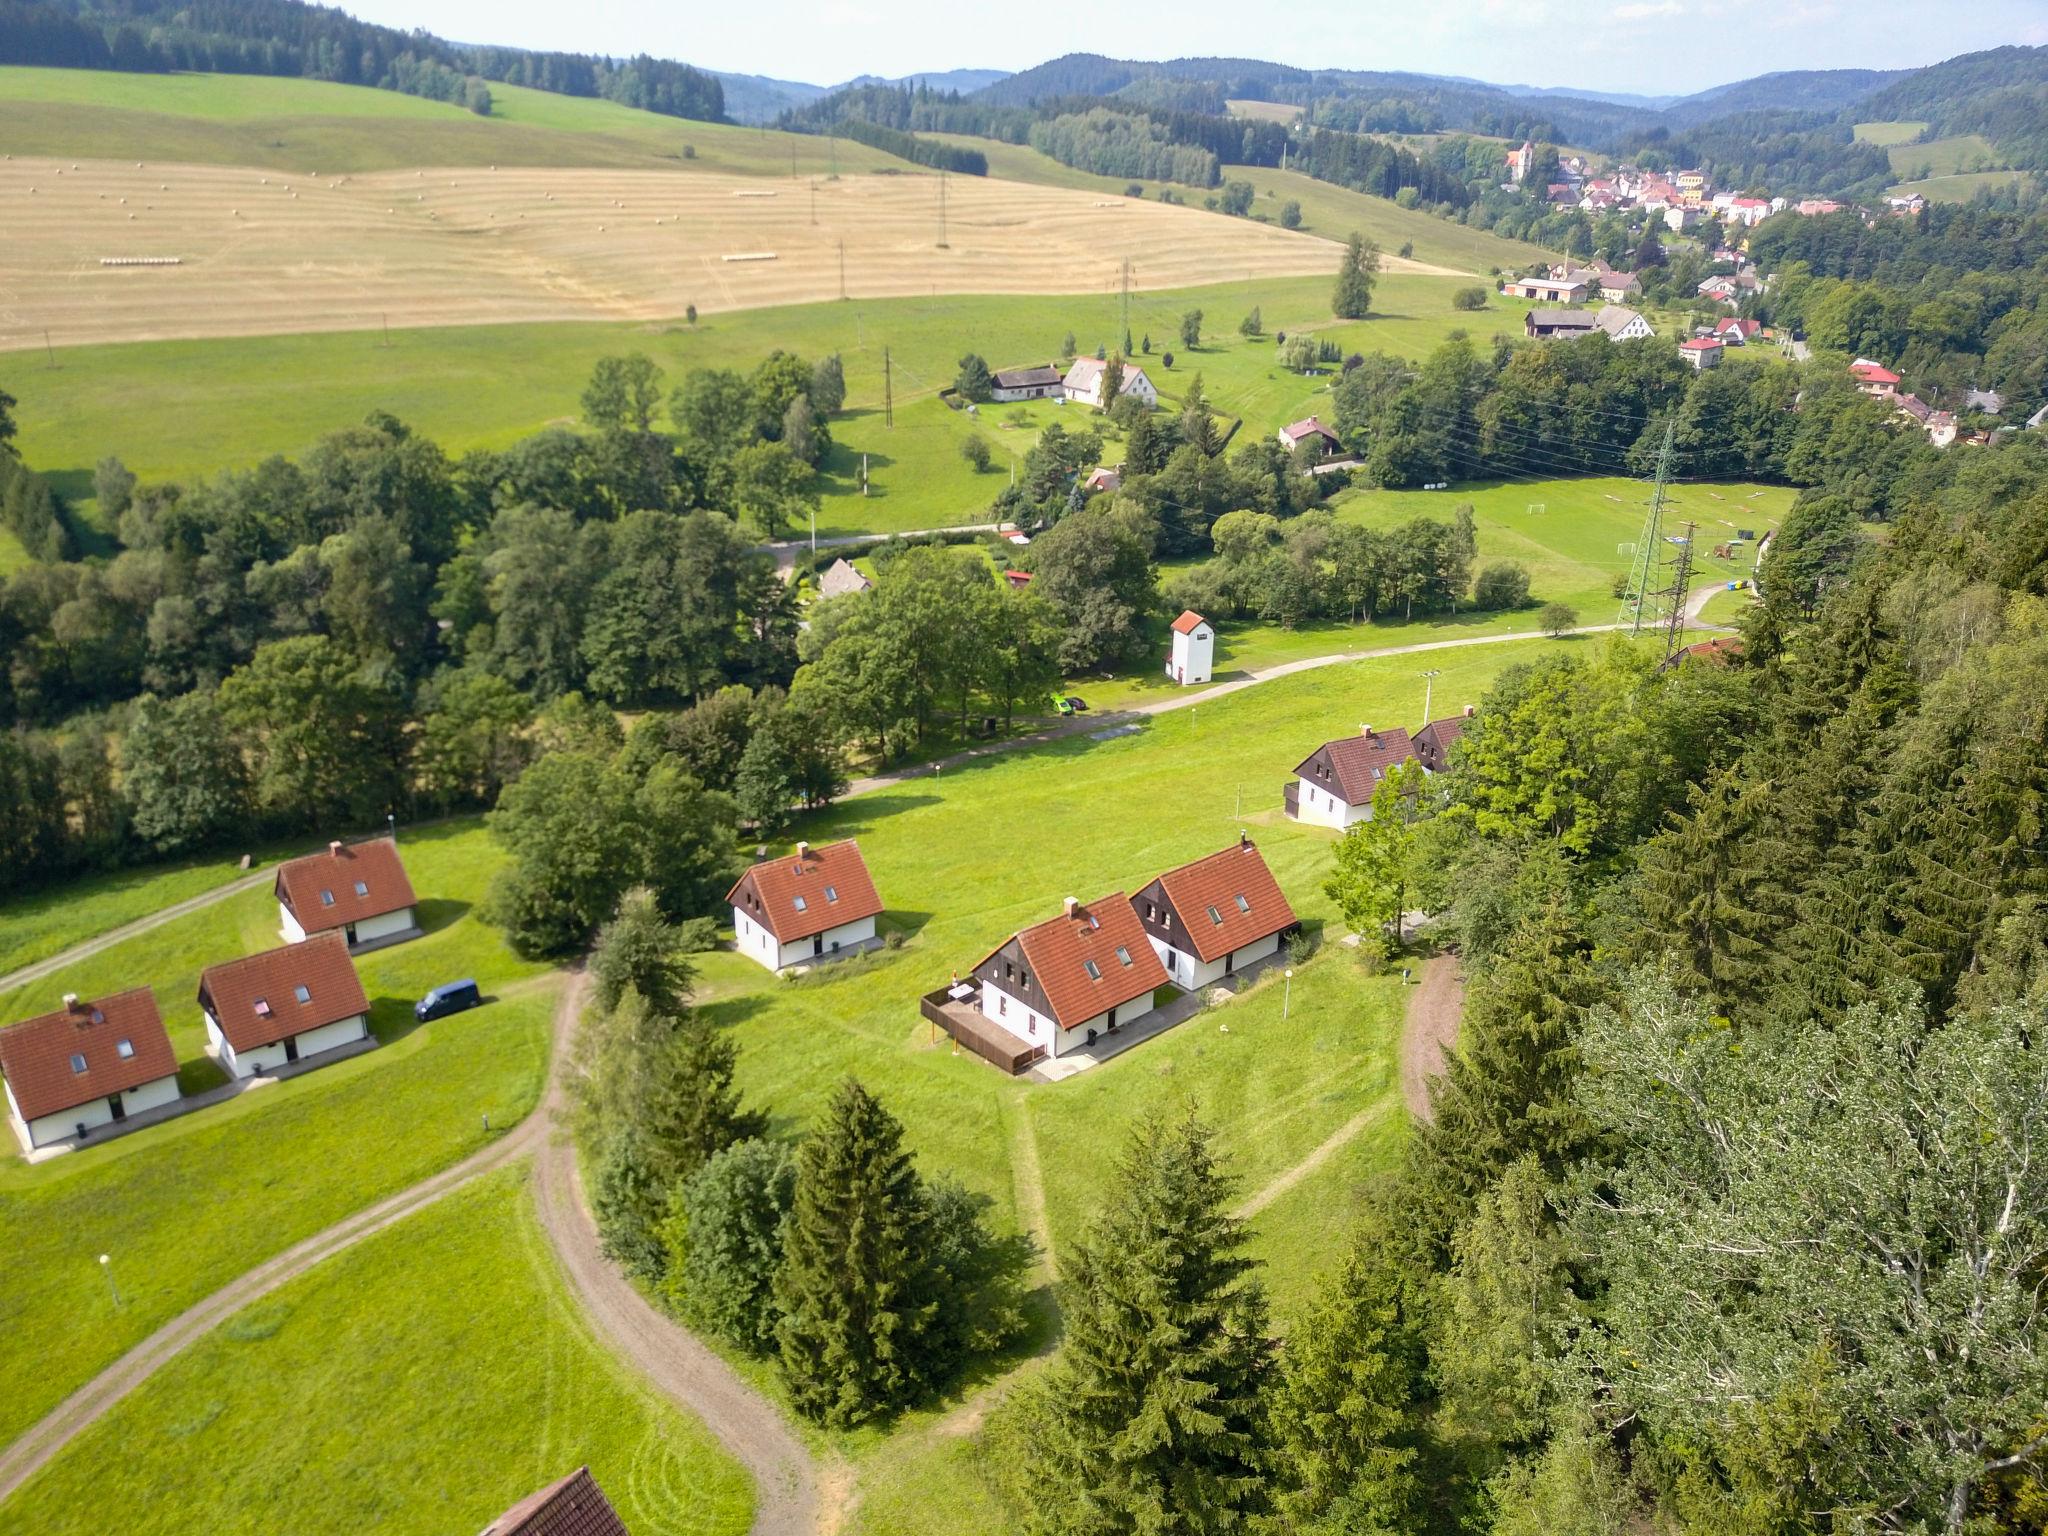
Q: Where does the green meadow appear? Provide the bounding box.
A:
[0,66,904,177]
[0,820,554,1449]
[2,1170,754,1536]
[10,273,1529,540]
[1852,119,1932,147]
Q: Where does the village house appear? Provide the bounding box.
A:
[1,988,182,1152]
[1598,270,1641,302]
[1062,357,1158,410]
[1680,337,1724,371]
[1083,466,1122,494]
[1132,834,1298,991]
[1596,304,1655,340]
[200,933,371,1079]
[1663,204,1700,232]
[1500,274,1590,304]
[1526,308,1598,339]
[1795,198,1844,217]
[1927,411,1958,449]
[1963,389,2005,416]
[972,891,1171,1058]
[1285,724,1420,828]
[728,839,885,973]
[1167,609,1213,686]
[1851,359,1901,398]
[275,837,420,954]
[481,1468,630,1536]
[1698,275,1740,304]
[1414,706,1475,774]
[989,363,1064,403]
[1278,416,1344,455]
[816,557,873,598]
[1002,568,1032,590]
[1713,317,1762,345]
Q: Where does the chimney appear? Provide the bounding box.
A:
[1463,704,1476,717]
[328,840,343,857]
[796,840,810,861]
[1239,828,1249,847]
[754,844,769,863]
[1360,723,1376,740]
[62,992,80,1011]
[1063,896,1079,919]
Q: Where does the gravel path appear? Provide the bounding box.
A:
[0,867,275,995]
[0,974,574,1505]
[1399,954,1465,1123]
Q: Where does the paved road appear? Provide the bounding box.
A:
[759,523,1001,576]
[0,972,581,1506]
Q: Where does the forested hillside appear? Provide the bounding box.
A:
[0,0,726,120]
[1856,44,2048,170]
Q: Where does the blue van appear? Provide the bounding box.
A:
[415,979,482,1022]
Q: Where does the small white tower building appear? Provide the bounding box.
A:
[1168,610,1214,686]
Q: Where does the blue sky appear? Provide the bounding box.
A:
[343,0,2048,94]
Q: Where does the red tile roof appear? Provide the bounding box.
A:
[199,933,369,1053]
[1415,713,1470,773]
[987,894,1170,1029]
[1850,361,1900,384]
[480,1467,630,1536]
[1140,839,1297,964]
[1293,728,1419,806]
[275,838,417,935]
[0,989,178,1123]
[726,840,884,944]
[1171,609,1209,635]
[1679,337,1723,352]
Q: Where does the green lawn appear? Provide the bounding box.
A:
[0,1169,753,1536]
[0,66,908,178]
[1853,119,1932,147]
[1889,169,2036,203]
[1881,132,2004,179]
[0,820,557,1451]
[1697,583,1756,627]
[11,274,1526,539]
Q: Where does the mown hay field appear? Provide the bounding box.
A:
[0,154,1345,351]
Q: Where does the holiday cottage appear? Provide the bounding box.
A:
[275,838,420,954]
[728,839,885,972]
[1285,726,1421,828]
[1132,834,1297,991]
[971,893,1171,1059]
[1,989,182,1152]
[200,933,371,1079]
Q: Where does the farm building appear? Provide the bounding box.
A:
[1598,271,1642,302]
[200,932,372,1079]
[728,839,885,972]
[1133,834,1297,991]
[1285,725,1421,828]
[1167,609,1214,686]
[1500,274,1590,303]
[1277,416,1343,455]
[970,892,1171,1059]
[1,988,182,1152]
[480,1467,629,1536]
[1062,357,1158,410]
[990,363,1065,402]
[1415,707,1474,773]
[816,557,874,598]
[275,838,420,954]
[1525,308,1598,339]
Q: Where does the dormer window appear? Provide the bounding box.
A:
[116,1038,134,1059]
[319,890,335,906]
[294,985,311,1004]
[1082,959,1101,980]
[69,1053,87,1074]
[353,880,369,897]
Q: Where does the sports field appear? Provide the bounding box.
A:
[0,153,1345,350]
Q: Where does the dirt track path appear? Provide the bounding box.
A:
[0,972,574,1506]
[1400,955,1464,1123]
[530,981,822,1536]
[0,866,274,995]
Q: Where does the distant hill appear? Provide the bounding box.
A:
[717,67,1012,124]
[1662,67,1915,126]
[843,69,1011,95]
[1852,45,2048,169]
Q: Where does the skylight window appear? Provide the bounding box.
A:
[116,1039,134,1059]
[319,889,335,906]
[1115,946,1132,967]
[1207,905,1224,926]
[294,985,311,1004]
[1234,894,1251,914]
[824,885,838,903]
[69,1053,87,1074]
[793,894,808,912]
[353,880,369,897]
[254,998,272,1017]
[1083,959,1102,980]
[1088,914,1100,930]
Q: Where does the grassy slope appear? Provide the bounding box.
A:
[12,274,1527,540]
[0,66,905,177]
[1853,119,1931,146]
[1889,169,2035,202]
[0,820,556,1450]
[2,1171,754,1536]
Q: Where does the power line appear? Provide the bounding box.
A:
[1621,420,1677,636]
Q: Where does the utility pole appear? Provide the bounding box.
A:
[1620,419,1676,636]
[43,329,56,368]
[1420,668,1442,726]
[883,346,893,428]
[937,170,948,248]
[1658,520,1698,662]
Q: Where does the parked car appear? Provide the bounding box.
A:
[1050,693,1074,716]
[1064,695,1089,713]
[415,979,482,1022]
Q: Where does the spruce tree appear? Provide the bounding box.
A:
[774,1078,941,1426]
[644,1017,768,1188]
[1631,769,1792,1008]
[1001,1109,1274,1534]
[590,885,697,1016]
[1332,232,1380,320]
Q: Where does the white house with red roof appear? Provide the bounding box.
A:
[275,838,420,953]
[1132,834,1298,991]
[970,892,1170,1058]
[199,933,371,1079]
[1062,357,1158,410]
[1167,609,1213,686]
[1,989,182,1151]
[1680,337,1724,371]
[1278,416,1344,455]
[1286,725,1421,829]
[727,839,885,972]
[1713,317,1762,345]
[1851,359,1901,398]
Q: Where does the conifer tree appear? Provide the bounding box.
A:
[1631,769,1790,1007]
[591,884,697,1016]
[774,1078,942,1426]
[644,1016,768,1187]
[996,1109,1273,1534]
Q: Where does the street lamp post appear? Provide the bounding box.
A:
[1283,968,1294,1021]
[99,1253,121,1308]
[387,811,396,844]
[1420,668,1443,725]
